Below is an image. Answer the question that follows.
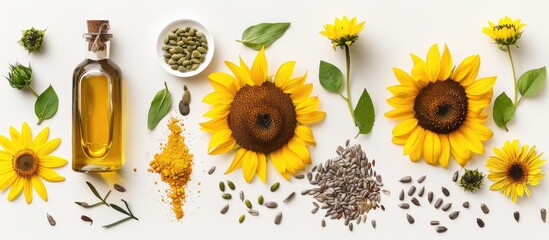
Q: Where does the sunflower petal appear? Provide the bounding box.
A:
[208,129,235,155]
[426,44,441,81]
[203,91,234,105]
[226,61,253,86]
[453,55,480,86]
[438,44,453,80]
[0,136,17,155]
[439,135,451,168]
[274,61,295,89]
[466,76,496,96]
[290,83,313,104]
[225,148,246,174]
[283,145,304,175]
[8,177,24,201]
[32,127,50,150]
[297,111,326,125]
[24,179,33,204]
[9,126,22,147]
[295,125,316,146]
[423,131,441,165]
[38,167,65,182]
[0,172,17,191]
[256,153,267,183]
[39,155,68,168]
[200,117,229,133]
[270,148,287,175]
[21,122,33,148]
[251,48,268,86]
[31,176,48,201]
[284,73,308,93]
[410,54,429,82]
[392,118,418,137]
[393,68,419,86]
[35,138,61,156]
[242,150,258,183]
[288,138,311,165]
[209,72,239,95]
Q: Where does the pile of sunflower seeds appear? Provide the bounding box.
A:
[303,140,386,231]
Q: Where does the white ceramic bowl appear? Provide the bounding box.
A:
[157,18,214,77]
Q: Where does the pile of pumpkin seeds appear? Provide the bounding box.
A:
[162,26,208,73]
[303,140,386,232]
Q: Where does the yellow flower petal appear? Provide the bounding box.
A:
[426,44,441,81]
[423,131,441,165]
[8,177,24,201]
[9,126,22,147]
[0,172,17,191]
[283,73,308,93]
[203,91,234,105]
[242,150,258,183]
[251,48,268,86]
[439,135,450,168]
[35,138,61,157]
[225,148,246,174]
[203,104,230,119]
[24,179,33,204]
[226,61,253,86]
[208,129,234,155]
[256,153,267,183]
[32,126,50,150]
[274,61,296,89]
[21,122,33,148]
[200,117,229,134]
[466,76,496,96]
[38,167,65,182]
[270,148,287,175]
[294,125,316,146]
[438,44,453,80]
[209,72,239,95]
[0,135,17,155]
[39,155,68,168]
[453,55,480,86]
[32,176,48,201]
[290,83,313,104]
[288,138,311,165]
[392,118,418,137]
[297,111,326,125]
[410,54,429,82]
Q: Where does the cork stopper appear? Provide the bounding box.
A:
[87,20,110,34]
[85,20,112,53]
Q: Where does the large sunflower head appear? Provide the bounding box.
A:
[0,122,67,204]
[482,16,526,49]
[201,48,325,182]
[320,16,365,49]
[385,44,496,168]
[487,140,545,203]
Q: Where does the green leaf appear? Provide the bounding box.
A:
[102,217,133,228]
[86,181,102,201]
[34,85,58,124]
[238,22,290,50]
[493,92,515,131]
[354,89,375,136]
[318,60,343,92]
[148,82,171,129]
[110,203,131,216]
[518,66,546,97]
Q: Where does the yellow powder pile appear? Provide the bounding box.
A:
[149,118,193,219]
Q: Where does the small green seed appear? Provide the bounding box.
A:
[172,27,179,33]
[182,60,192,66]
[192,50,201,58]
[270,182,280,192]
[219,181,225,192]
[186,46,194,52]
[182,90,191,105]
[175,29,184,35]
[170,65,178,70]
[186,65,192,70]
[164,58,169,64]
[188,40,196,46]
[163,38,169,44]
[168,40,177,45]
[200,37,207,43]
[191,64,200,71]
[196,31,205,38]
[185,53,191,60]
[162,45,171,51]
[177,41,184,46]
[181,32,189,38]
[200,55,206,63]
[184,26,190,32]
[245,199,252,209]
[168,33,177,40]
[171,54,182,61]
[201,42,208,49]
[193,36,200,42]
[239,214,245,223]
[222,193,232,199]
[177,58,185,65]
[191,59,201,64]
[174,46,184,53]
[189,28,195,37]
[169,48,178,54]
[178,66,187,72]
[168,59,177,65]
[227,181,235,190]
[197,47,207,54]
[258,195,264,205]
[163,53,172,58]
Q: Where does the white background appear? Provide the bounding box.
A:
[1,0,548,239]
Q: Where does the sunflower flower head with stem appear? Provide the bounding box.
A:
[0,122,67,204]
[320,16,365,49]
[482,16,526,49]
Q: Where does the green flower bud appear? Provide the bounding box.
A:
[458,168,485,192]
[5,63,32,90]
[19,27,46,54]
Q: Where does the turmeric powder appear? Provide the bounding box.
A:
[149,118,193,219]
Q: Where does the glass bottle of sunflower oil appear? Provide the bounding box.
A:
[72,20,123,172]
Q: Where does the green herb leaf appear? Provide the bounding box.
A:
[318,60,343,92]
[354,89,375,136]
[238,22,290,50]
[110,203,131,216]
[518,66,546,97]
[103,217,133,228]
[34,85,58,124]
[493,92,515,131]
[86,181,102,201]
[148,82,171,129]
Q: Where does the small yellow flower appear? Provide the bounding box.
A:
[320,16,365,49]
[0,123,66,204]
[487,140,545,203]
[482,16,526,49]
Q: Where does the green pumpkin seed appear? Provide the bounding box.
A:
[192,50,201,58]
[177,58,185,65]
[219,181,225,192]
[181,32,189,38]
[188,40,196,46]
[169,40,177,45]
[245,199,252,209]
[201,43,208,49]
[185,53,191,60]
[178,66,187,72]
[191,64,200,71]
[200,55,206,63]
[177,41,184,46]
[182,89,191,105]
[171,54,182,61]
[227,181,235,190]
[191,59,200,64]
[172,28,179,33]
[197,47,207,54]
[239,214,245,224]
[164,53,172,58]
[169,48,178,54]
[258,195,264,205]
[270,182,280,192]
[168,59,177,65]
[182,60,191,66]
[196,31,205,38]
[168,33,177,40]
[170,65,178,70]
[175,29,184,35]
[174,46,184,53]
[163,38,169,44]
[189,28,195,37]
[184,26,190,32]
[162,45,171,51]
[164,58,169,64]
[222,193,232,199]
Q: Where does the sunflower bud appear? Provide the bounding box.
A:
[5,62,32,90]
[458,168,485,192]
[19,27,46,54]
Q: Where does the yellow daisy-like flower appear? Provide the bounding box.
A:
[320,16,365,49]
[482,16,526,49]
[0,122,67,204]
[487,140,545,203]
[201,48,325,182]
[385,44,496,167]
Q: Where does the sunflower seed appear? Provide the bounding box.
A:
[462,201,469,208]
[220,204,229,214]
[348,222,354,231]
[442,203,452,212]
[411,197,420,206]
[283,192,295,203]
[542,208,547,223]
[207,166,216,175]
[219,181,225,192]
[417,175,426,183]
[441,187,450,197]
[435,198,443,209]
[265,201,278,209]
[428,192,434,203]
[371,220,377,229]
[222,193,232,199]
[356,216,362,225]
[311,205,319,214]
[227,181,235,190]
[270,182,280,192]
[245,199,252,209]
[477,218,485,228]
[382,189,391,195]
[406,214,415,224]
[408,186,416,196]
[430,220,439,226]
[300,189,310,195]
[113,183,126,192]
[436,226,448,233]
[514,211,520,223]
[481,203,489,214]
[239,191,245,201]
[418,186,425,197]
[449,211,459,220]
[307,172,313,181]
[47,213,56,226]
[295,174,305,179]
[81,215,93,225]
[248,209,259,216]
[274,212,282,225]
[381,205,386,211]
[399,190,405,201]
[398,203,410,209]
[321,219,326,227]
[452,171,459,182]
[239,214,245,223]
[399,176,412,183]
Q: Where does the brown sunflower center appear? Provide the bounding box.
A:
[228,81,297,154]
[507,162,527,183]
[12,149,39,178]
[414,80,468,134]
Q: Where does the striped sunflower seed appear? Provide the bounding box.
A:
[248,209,259,216]
[514,211,520,223]
[441,187,450,197]
[417,175,426,183]
[47,213,56,226]
[398,203,410,209]
[542,208,547,223]
[418,186,425,197]
[462,201,469,208]
[399,190,405,201]
[207,166,216,175]
[452,171,459,182]
[442,203,452,212]
[477,218,485,228]
[481,203,489,214]
[430,220,439,226]
[399,176,412,183]
[274,212,282,225]
[411,197,420,206]
[435,198,443,209]
[408,186,416,196]
[265,201,278,209]
[436,226,448,233]
[428,192,434,203]
[283,192,295,203]
[220,204,229,214]
[449,211,459,220]
[406,214,415,224]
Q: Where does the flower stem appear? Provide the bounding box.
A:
[506,45,519,108]
[344,45,356,125]
[28,85,39,97]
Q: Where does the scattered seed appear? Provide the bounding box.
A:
[348,222,354,231]
[265,201,278,209]
[222,193,232,200]
[81,215,93,225]
[258,195,264,205]
[408,186,416,196]
[449,211,460,220]
[542,208,547,223]
[239,191,245,201]
[436,226,448,233]
[418,186,425,197]
[417,175,426,183]
[208,166,216,175]
[113,183,126,192]
[300,189,310,195]
[295,174,305,179]
[239,214,245,224]
[441,187,450,197]
[283,192,296,203]
[477,218,485,228]
[220,204,229,214]
[381,205,386,211]
[382,189,391,195]
[514,211,520,223]
[77,201,90,207]
[227,181,235,190]
[270,182,280,192]
[442,203,452,212]
[399,190,405,201]
[248,209,259,216]
[435,198,443,209]
[406,214,415,224]
[399,176,412,183]
[245,199,252,209]
[371,220,377,229]
[321,219,326,227]
[307,172,312,181]
[311,205,319,214]
[46,213,56,226]
[462,201,469,208]
[428,192,434,203]
[219,181,225,192]
[411,197,420,206]
[481,203,489,214]
[452,171,459,182]
[430,220,439,226]
[274,212,282,225]
[398,203,410,209]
